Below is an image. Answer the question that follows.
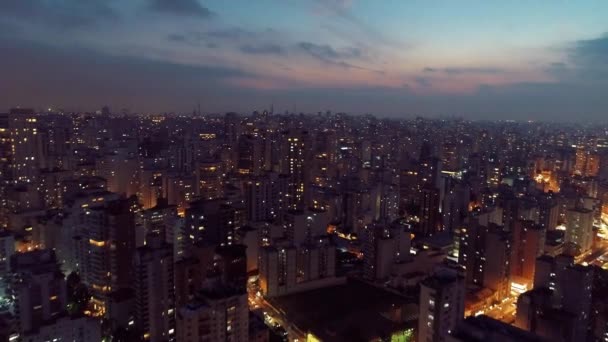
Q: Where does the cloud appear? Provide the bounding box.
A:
[205,28,256,40]
[167,28,274,47]
[167,28,284,54]
[167,33,187,42]
[147,0,213,18]
[543,34,608,84]
[564,34,608,82]
[415,77,432,87]
[423,66,505,75]
[444,67,504,75]
[0,36,252,112]
[297,42,382,73]
[573,34,608,65]
[3,33,608,121]
[240,44,286,56]
[312,0,396,47]
[0,0,119,30]
[166,33,219,48]
[298,42,363,60]
[550,62,567,68]
[313,0,355,16]
[469,81,608,121]
[325,0,355,10]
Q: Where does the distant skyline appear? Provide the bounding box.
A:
[1,0,607,121]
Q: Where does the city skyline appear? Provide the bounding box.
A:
[1,0,608,121]
[5,2,608,342]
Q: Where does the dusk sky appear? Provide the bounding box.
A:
[1,0,607,120]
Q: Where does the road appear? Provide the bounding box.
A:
[248,283,304,341]
[482,294,518,324]
[580,239,608,266]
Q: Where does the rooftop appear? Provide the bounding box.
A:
[451,315,546,342]
[269,279,416,342]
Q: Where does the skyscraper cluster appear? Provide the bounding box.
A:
[1,107,608,341]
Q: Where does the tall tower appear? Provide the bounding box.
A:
[565,206,593,254]
[244,176,272,222]
[237,134,263,175]
[76,197,136,314]
[134,233,175,342]
[283,130,307,211]
[418,184,440,236]
[0,112,10,227]
[7,108,44,184]
[510,220,546,286]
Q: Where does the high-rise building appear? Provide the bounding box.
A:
[244,176,273,223]
[174,243,216,308]
[487,163,501,188]
[516,254,593,342]
[586,153,600,177]
[224,112,240,146]
[7,108,44,184]
[9,250,66,334]
[441,142,459,172]
[574,148,600,177]
[362,222,411,281]
[176,291,249,342]
[237,134,263,175]
[138,168,164,209]
[399,162,420,212]
[283,208,330,245]
[418,269,465,342]
[0,113,10,228]
[575,148,587,175]
[564,206,593,254]
[176,243,250,342]
[164,173,196,211]
[441,180,470,233]
[74,197,136,314]
[134,234,175,342]
[370,181,400,223]
[183,199,237,249]
[0,230,15,296]
[538,194,559,231]
[419,157,442,189]
[418,184,441,236]
[97,145,139,198]
[510,220,546,287]
[459,221,511,298]
[9,237,101,342]
[258,238,339,298]
[141,198,178,245]
[214,244,248,292]
[483,228,512,299]
[196,160,224,200]
[283,130,307,211]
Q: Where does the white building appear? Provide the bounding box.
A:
[418,269,465,342]
[176,290,249,342]
[258,238,342,298]
[565,207,593,253]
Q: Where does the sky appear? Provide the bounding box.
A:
[0,0,607,121]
